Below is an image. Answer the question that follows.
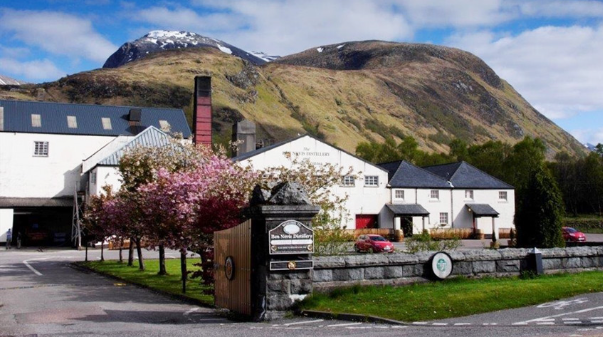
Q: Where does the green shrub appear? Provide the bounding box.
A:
[405,230,461,253]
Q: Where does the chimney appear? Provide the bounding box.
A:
[128,108,141,126]
[193,76,212,145]
[232,119,256,157]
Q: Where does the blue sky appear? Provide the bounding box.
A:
[1,0,602,145]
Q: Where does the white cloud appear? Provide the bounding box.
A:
[398,0,514,28]
[446,25,603,120]
[570,127,603,145]
[131,1,412,55]
[0,45,31,58]
[0,9,117,63]
[0,58,65,82]
[517,0,603,18]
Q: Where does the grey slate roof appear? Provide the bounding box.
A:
[0,99,191,138]
[423,161,513,189]
[465,203,500,217]
[386,204,430,216]
[96,126,174,167]
[379,160,451,189]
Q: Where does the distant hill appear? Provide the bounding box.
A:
[0,40,586,158]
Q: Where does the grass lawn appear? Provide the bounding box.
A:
[81,258,214,306]
[299,271,603,322]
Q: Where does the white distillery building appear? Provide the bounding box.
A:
[234,134,391,230]
[233,132,515,234]
[0,99,191,246]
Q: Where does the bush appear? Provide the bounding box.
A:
[563,218,603,233]
[516,166,565,248]
[405,230,461,254]
[314,226,354,256]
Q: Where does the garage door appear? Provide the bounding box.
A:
[355,214,377,229]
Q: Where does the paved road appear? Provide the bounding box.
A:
[2,248,603,337]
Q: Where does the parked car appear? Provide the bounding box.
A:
[562,227,586,242]
[354,234,395,253]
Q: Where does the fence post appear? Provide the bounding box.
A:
[246,182,320,321]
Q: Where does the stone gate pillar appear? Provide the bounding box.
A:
[246,182,320,321]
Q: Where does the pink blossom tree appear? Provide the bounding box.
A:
[137,149,256,291]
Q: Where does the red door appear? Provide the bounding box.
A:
[356,215,377,229]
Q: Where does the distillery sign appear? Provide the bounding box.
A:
[269,220,314,255]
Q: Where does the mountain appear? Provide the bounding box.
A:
[0,74,27,85]
[0,40,586,158]
[103,30,272,68]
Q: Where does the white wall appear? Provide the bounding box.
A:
[238,136,390,229]
[0,208,14,243]
[0,133,115,198]
[88,166,122,196]
[387,187,515,235]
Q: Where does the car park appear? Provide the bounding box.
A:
[354,234,395,253]
[562,226,586,242]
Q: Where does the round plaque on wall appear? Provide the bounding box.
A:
[431,252,453,280]
[225,256,235,281]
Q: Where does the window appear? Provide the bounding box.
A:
[499,191,508,201]
[430,190,439,200]
[91,172,97,184]
[341,175,355,187]
[465,190,474,199]
[159,120,171,132]
[395,190,404,199]
[34,141,49,156]
[364,175,378,187]
[439,212,449,225]
[102,117,112,130]
[31,114,41,127]
[67,115,77,128]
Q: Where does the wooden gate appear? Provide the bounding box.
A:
[214,219,252,315]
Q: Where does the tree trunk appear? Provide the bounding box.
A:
[100,237,105,262]
[128,237,134,266]
[85,244,88,262]
[180,248,187,293]
[158,244,167,275]
[118,237,124,263]
[136,237,145,271]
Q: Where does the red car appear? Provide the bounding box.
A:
[354,234,395,253]
[562,227,586,242]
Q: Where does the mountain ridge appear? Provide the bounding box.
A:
[0,39,586,158]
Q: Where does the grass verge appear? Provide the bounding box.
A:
[80,259,214,306]
[298,271,603,322]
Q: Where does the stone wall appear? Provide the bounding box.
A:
[312,247,603,291]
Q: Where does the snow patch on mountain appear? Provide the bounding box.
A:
[247,51,280,62]
[0,74,27,85]
[103,30,271,68]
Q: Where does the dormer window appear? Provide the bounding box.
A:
[159,120,171,132]
[31,114,41,127]
[67,115,77,128]
[102,117,112,130]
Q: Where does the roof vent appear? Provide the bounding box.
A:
[128,108,142,122]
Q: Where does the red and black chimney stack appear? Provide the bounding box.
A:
[193,76,212,145]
